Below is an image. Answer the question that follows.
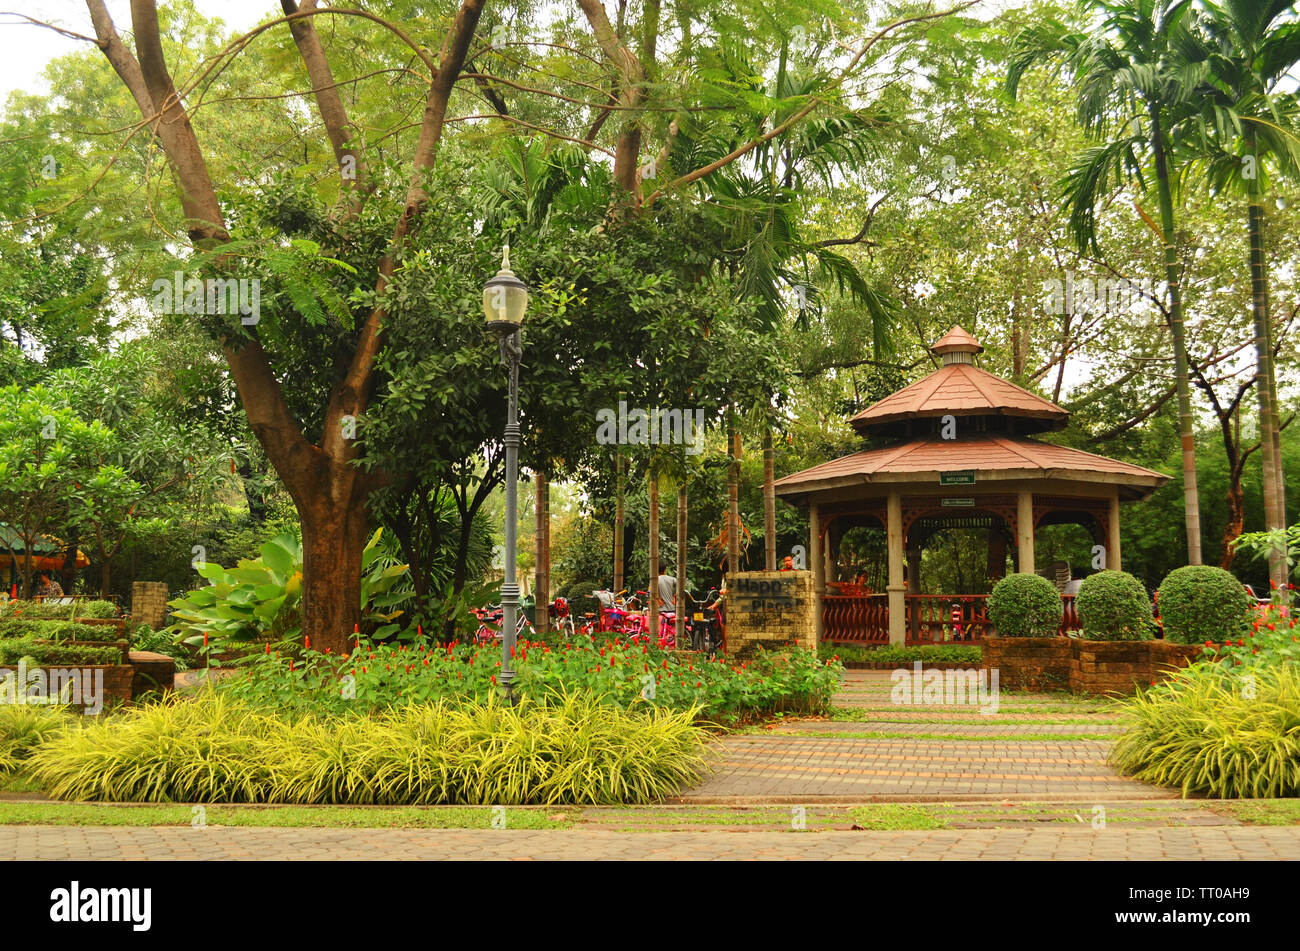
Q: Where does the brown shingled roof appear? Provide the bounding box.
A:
[930,325,983,354]
[849,363,1068,433]
[774,434,1168,499]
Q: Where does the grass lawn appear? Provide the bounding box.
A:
[1212,800,1300,826]
[0,801,577,829]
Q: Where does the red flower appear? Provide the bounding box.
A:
[304,635,311,649]
[1238,639,1245,647]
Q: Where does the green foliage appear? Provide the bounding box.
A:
[0,704,70,776]
[28,691,707,805]
[1110,662,1300,797]
[1233,524,1300,580]
[0,638,121,666]
[0,600,117,619]
[128,624,191,671]
[1204,602,1300,668]
[167,529,413,650]
[987,573,1063,637]
[0,619,121,643]
[1157,565,1252,645]
[1076,570,1153,641]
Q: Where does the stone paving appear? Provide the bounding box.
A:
[3,824,1296,860]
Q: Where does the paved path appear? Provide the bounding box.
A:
[682,670,1156,801]
[3,824,1295,860]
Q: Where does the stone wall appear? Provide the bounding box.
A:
[983,637,1203,694]
[724,570,816,657]
[131,582,170,630]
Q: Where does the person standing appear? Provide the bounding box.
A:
[656,562,677,613]
[35,572,63,598]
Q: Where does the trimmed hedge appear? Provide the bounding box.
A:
[1156,566,1251,645]
[0,638,122,666]
[988,573,1063,637]
[1076,570,1152,640]
[0,619,122,643]
[0,600,118,619]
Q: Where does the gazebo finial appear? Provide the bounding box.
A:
[931,325,984,365]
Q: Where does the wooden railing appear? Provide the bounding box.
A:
[822,592,1082,644]
[822,594,889,643]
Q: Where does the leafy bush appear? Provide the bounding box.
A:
[28,691,707,804]
[0,638,122,666]
[1157,566,1251,645]
[0,600,118,620]
[218,639,841,725]
[1110,662,1300,797]
[987,573,1062,637]
[0,619,122,643]
[167,529,413,649]
[1076,570,1152,640]
[0,704,70,776]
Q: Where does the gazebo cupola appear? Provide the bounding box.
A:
[775,325,1169,646]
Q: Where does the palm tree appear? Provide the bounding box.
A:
[1007,0,1207,564]
[1179,0,1300,590]
[689,35,899,570]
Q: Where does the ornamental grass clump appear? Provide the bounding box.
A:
[1156,565,1251,645]
[1110,662,1300,798]
[28,690,708,805]
[0,703,70,776]
[1075,570,1152,640]
[987,573,1062,637]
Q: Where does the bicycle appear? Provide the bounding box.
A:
[472,604,537,646]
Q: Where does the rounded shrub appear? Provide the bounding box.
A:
[1156,565,1251,645]
[988,573,1063,637]
[1075,570,1151,640]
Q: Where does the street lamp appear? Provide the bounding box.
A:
[484,245,529,701]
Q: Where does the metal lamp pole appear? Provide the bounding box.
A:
[484,246,529,703]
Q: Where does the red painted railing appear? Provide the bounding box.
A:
[822,592,1082,643]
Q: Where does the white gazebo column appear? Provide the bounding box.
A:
[1016,489,1035,574]
[810,501,825,642]
[887,490,905,645]
[1108,491,1122,570]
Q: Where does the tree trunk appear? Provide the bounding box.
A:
[1220,476,1245,570]
[727,414,740,576]
[613,452,625,592]
[99,543,111,597]
[676,480,687,646]
[299,488,370,655]
[763,425,776,570]
[59,528,81,595]
[648,465,659,641]
[534,470,549,636]
[1150,109,1203,565]
[1245,184,1287,590]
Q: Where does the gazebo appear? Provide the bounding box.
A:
[774,326,1169,645]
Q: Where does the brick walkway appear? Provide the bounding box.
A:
[3,824,1295,860]
[683,670,1158,800]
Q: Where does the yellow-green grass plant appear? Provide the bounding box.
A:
[1109,662,1300,798]
[0,703,71,775]
[29,690,709,805]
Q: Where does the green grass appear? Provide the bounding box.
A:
[847,804,949,830]
[828,707,1115,722]
[751,730,1109,741]
[0,802,575,829]
[1213,800,1300,826]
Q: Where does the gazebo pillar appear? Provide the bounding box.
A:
[1016,489,1035,574]
[810,502,825,641]
[887,491,905,645]
[1108,491,1122,570]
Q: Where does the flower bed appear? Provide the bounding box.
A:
[216,638,841,725]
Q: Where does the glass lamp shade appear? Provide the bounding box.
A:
[483,245,529,331]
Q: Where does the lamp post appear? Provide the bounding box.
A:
[484,245,529,702]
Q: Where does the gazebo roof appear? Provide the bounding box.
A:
[849,326,1068,435]
[774,434,1168,501]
